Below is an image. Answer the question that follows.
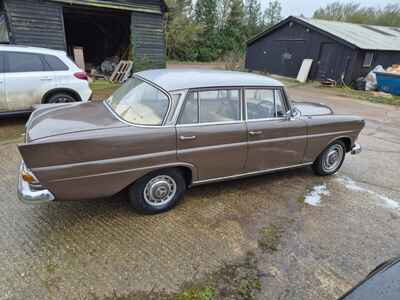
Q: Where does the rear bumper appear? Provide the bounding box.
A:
[17,164,55,204]
[351,143,362,155]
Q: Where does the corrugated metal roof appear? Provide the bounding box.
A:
[298,17,400,51]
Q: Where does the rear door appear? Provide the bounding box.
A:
[244,87,307,172]
[176,88,247,181]
[4,51,56,111]
[0,52,6,112]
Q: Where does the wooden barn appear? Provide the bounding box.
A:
[246,16,400,85]
[0,0,168,71]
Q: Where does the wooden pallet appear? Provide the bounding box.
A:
[110,60,133,83]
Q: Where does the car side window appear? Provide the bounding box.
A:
[199,89,240,123]
[179,92,198,125]
[43,55,69,71]
[245,88,286,120]
[7,52,45,72]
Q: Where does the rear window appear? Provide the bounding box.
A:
[43,54,69,71]
[7,52,45,72]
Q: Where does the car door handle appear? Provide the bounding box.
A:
[40,77,53,81]
[180,135,197,141]
[248,131,262,136]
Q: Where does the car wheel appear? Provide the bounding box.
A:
[129,169,186,214]
[46,93,77,104]
[312,140,346,176]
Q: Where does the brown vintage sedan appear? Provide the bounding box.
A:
[17,69,364,214]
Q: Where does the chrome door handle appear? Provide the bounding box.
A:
[180,135,197,141]
[248,131,262,136]
[40,77,53,81]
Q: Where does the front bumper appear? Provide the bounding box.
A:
[351,143,362,155]
[17,164,55,204]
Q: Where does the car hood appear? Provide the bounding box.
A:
[293,101,333,116]
[26,102,127,142]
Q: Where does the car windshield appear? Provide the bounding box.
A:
[107,78,170,126]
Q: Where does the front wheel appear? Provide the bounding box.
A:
[312,141,346,176]
[129,169,186,214]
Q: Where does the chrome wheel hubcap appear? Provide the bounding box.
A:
[144,175,177,207]
[322,144,344,172]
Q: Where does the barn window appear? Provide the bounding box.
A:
[363,52,374,67]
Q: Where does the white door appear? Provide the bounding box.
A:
[0,53,6,112]
[4,51,56,111]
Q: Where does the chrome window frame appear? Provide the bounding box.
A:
[176,86,244,127]
[105,75,173,127]
[244,86,289,122]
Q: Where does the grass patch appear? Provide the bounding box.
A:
[321,86,400,106]
[90,80,122,92]
[175,287,216,300]
[176,252,261,300]
[258,224,284,253]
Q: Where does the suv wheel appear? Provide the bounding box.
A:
[129,169,186,214]
[312,140,346,176]
[46,93,77,104]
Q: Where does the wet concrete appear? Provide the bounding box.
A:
[0,85,399,300]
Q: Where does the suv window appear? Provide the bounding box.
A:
[180,89,240,124]
[7,52,45,72]
[245,89,286,120]
[43,54,69,71]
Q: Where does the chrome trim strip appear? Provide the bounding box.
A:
[17,163,55,204]
[176,120,245,127]
[178,141,247,154]
[192,162,313,186]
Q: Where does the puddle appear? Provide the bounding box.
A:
[304,184,330,206]
[337,176,400,209]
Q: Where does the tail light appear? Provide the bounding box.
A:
[74,71,88,81]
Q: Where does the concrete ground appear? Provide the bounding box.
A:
[0,83,399,300]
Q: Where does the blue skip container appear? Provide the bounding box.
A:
[375,72,400,96]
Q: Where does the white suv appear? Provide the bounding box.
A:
[0,45,92,114]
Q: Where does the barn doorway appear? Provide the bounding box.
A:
[63,6,131,73]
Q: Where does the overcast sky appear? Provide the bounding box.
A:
[259,0,398,18]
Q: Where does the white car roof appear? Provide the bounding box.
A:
[136,68,284,91]
[0,45,67,56]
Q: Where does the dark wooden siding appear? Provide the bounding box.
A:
[131,11,165,69]
[4,0,66,51]
[352,50,400,80]
[246,20,356,84]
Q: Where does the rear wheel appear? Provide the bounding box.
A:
[312,141,346,176]
[46,93,77,104]
[129,169,186,214]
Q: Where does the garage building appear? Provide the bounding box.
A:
[246,16,400,84]
[0,0,168,71]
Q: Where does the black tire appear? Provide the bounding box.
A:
[129,169,186,214]
[312,140,346,176]
[46,93,77,104]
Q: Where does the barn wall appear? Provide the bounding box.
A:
[246,20,356,84]
[131,11,166,69]
[352,50,400,80]
[4,0,66,50]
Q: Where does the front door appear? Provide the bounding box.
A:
[176,89,247,181]
[244,88,307,172]
[316,43,336,81]
[4,51,56,111]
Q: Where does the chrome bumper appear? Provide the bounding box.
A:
[351,143,362,155]
[17,165,55,204]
